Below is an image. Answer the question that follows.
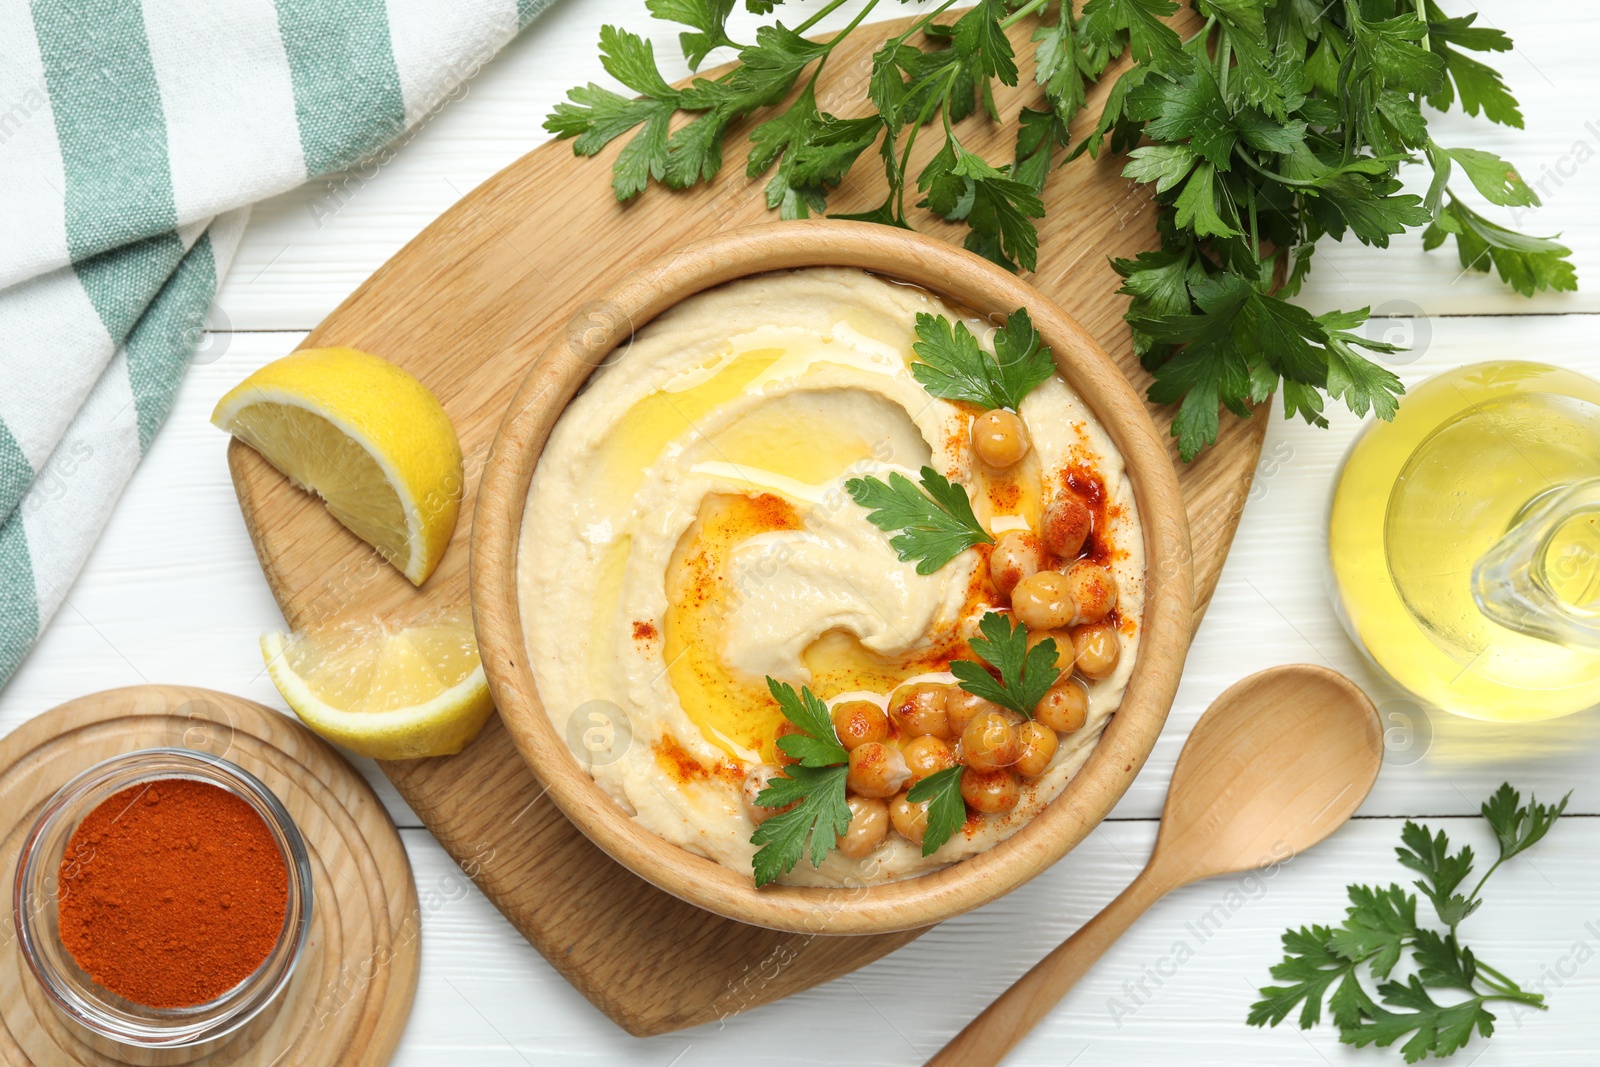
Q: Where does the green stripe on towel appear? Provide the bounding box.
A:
[0,518,39,684]
[72,232,187,344]
[0,423,33,527]
[124,233,219,452]
[31,0,178,263]
[518,0,556,28]
[273,0,406,176]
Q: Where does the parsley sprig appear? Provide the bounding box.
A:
[910,307,1055,411]
[903,612,1064,857]
[1250,784,1569,1062]
[846,465,992,574]
[749,678,852,886]
[550,1,1574,462]
[951,610,1063,717]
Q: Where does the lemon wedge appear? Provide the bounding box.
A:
[213,347,462,585]
[261,613,493,760]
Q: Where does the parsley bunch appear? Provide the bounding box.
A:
[1250,784,1569,1063]
[548,0,1574,461]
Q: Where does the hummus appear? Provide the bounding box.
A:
[518,268,1143,886]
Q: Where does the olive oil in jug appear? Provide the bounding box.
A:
[1328,361,1600,722]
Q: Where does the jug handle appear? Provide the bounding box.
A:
[1472,477,1600,650]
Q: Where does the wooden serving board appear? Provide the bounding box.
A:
[0,686,418,1066]
[226,6,1265,1038]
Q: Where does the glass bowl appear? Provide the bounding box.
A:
[12,748,313,1050]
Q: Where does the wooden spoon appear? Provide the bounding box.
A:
[927,664,1382,1067]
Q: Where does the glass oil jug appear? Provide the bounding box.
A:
[1328,361,1600,722]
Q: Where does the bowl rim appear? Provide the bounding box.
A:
[471,219,1193,935]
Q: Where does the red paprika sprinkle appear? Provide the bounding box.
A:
[56,778,289,1009]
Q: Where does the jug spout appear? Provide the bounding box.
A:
[1472,477,1600,650]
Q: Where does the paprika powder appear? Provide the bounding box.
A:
[56,777,289,1009]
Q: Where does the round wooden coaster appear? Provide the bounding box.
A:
[0,686,419,1067]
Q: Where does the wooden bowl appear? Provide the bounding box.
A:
[471,219,1192,935]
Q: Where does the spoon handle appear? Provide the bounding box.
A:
[924,873,1167,1067]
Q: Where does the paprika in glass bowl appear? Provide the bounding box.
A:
[13,748,313,1050]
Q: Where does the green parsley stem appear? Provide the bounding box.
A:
[887,0,961,49]
[1234,150,1323,188]
[795,0,857,35]
[897,63,960,221]
[1216,31,1232,100]
[1184,15,1217,47]
[802,0,883,91]
[1465,857,1497,927]
[999,0,1049,30]
[1474,958,1530,997]
[1484,992,1549,1009]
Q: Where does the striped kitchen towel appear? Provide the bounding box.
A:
[0,0,556,686]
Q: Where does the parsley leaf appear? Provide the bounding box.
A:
[1480,783,1570,865]
[750,763,851,886]
[1251,783,1566,1061]
[767,677,849,768]
[1248,925,1364,1030]
[909,308,1055,412]
[1346,976,1496,1063]
[647,0,739,70]
[846,467,993,575]
[1439,145,1537,208]
[1396,821,1479,928]
[1425,197,1578,297]
[905,765,966,857]
[1079,0,1190,76]
[950,611,1063,717]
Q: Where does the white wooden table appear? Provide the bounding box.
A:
[4,3,1599,1064]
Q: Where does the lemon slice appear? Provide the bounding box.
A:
[261,613,494,760]
[213,347,462,585]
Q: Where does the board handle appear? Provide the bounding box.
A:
[924,873,1167,1067]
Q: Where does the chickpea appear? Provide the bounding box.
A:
[1042,490,1092,559]
[889,791,929,846]
[1011,570,1074,631]
[742,765,796,825]
[774,720,805,766]
[903,734,957,783]
[961,768,1021,814]
[1013,720,1059,778]
[945,689,1002,737]
[1063,559,1118,625]
[961,709,1021,772]
[1034,678,1089,733]
[887,682,953,740]
[1025,629,1076,673]
[1072,621,1121,680]
[836,796,890,858]
[988,530,1043,596]
[831,700,888,751]
[972,408,1031,469]
[847,741,911,799]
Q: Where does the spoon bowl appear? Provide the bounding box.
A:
[1150,665,1383,888]
[928,664,1383,1067]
